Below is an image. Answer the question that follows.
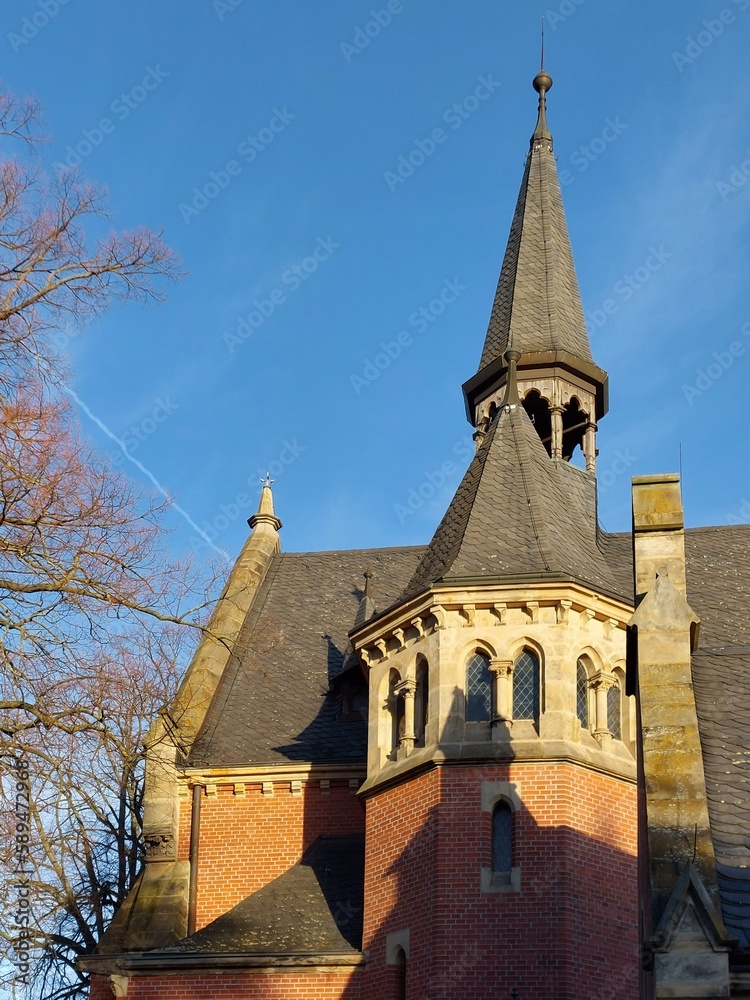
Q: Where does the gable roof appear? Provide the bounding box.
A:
[187,546,424,768]
[399,402,624,602]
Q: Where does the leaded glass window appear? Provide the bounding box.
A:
[466,652,492,722]
[576,658,589,728]
[513,649,539,722]
[607,681,622,740]
[492,801,513,873]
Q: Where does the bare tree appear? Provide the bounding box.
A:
[0,84,213,998]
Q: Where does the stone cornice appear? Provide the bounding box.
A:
[177,761,365,790]
[358,745,637,799]
[352,580,632,667]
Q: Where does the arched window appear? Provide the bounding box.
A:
[492,801,513,874]
[415,659,428,747]
[607,679,622,740]
[393,946,406,1000]
[466,652,492,722]
[513,649,539,722]
[576,658,589,728]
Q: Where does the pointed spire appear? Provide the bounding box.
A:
[248,475,282,533]
[471,67,594,371]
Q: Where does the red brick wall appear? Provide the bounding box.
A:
[88,975,112,1000]
[181,779,364,928]
[361,762,638,1000]
[126,970,361,999]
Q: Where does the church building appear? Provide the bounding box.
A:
[81,68,750,1000]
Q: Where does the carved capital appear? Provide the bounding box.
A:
[143,833,176,862]
[489,658,514,679]
[394,678,417,699]
[591,670,616,692]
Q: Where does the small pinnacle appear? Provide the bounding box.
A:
[260,472,275,488]
[503,349,521,407]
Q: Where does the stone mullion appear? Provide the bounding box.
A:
[489,659,514,725]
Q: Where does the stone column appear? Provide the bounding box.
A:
[550,405,564,459]
[591,671,614,749]
[395,679,417,755]
[583,420,597,472]
[489,659,514,722]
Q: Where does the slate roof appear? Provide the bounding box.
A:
[608,524,750,951]
[477,103,593,371]
[159,836,364,956]
[400,402,625,602]
[685,527,750,950]
[187,546,424,767]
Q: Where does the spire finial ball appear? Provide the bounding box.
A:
[533,71,553,94]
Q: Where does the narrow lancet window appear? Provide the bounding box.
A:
[576,658,589,728]
[492,801,513,874]
[466,652,492,722]
[513,649,540,722]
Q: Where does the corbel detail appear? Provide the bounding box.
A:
[556,600,573,625]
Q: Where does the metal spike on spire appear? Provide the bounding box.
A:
[532,41,553,144]
[541,16,545,72]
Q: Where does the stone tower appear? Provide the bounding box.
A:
[350,72,639,999]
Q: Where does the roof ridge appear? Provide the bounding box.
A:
[509,406,552,571]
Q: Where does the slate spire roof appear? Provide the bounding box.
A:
[401,391,621,601]
[477,71,593,371]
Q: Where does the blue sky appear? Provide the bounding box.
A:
[3,0,750,563]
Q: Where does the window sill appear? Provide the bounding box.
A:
[481,866,521,894]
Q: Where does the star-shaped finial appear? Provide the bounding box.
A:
[260,473,275,488]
